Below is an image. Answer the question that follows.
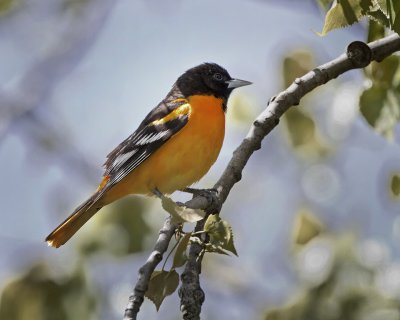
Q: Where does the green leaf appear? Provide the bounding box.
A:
[204,215,238,256]
[387,0,400,26]
[368,0,391,28]
[229,94,257,125]
[0,0,17,15]
[320,0,375,35]
[390,174,400,197]
[282,50,315,88]
[369,56,400,87]
[360,85,400,139]
[319,0,400,34]
[283,107,331,158]
[367,19,386,42]
[145,270,179,311]
[392,6,400,34]
[161,195,205,224]
[369,0,400,33]
[375,88,400,139]
[367,9,390,28]
[204,214,223,234]
[292,210,323,246]
[283,109,317,147]
[62,0,91,11]
[172,233,192,269]
[224,223,238,256]
[317,0,333,10]
[281,50,330,158]
[204,243,230,256]
[375,0,387,13]
[374,0,399,23]
[361,56,400,137]
[360,85,388,126]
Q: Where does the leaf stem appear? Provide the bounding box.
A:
[162,235,181,271]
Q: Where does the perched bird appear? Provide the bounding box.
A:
[46,63,251,248]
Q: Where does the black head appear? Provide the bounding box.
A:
[175,63,251,102]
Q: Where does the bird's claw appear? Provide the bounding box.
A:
[182,187,219,211]
[152,188,163,198]
[183,187,218,196]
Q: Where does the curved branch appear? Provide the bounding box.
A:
[123,34,400,319]
[214,34,400,206]
[179,34,400,318]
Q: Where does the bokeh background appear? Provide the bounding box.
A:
[1,0,400,319]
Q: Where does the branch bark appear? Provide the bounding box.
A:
[123,33,400,319]
[123,217,178,319]
[178,219,206,320]
[179,34,400,319]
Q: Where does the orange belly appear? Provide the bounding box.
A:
[102,95,225,203]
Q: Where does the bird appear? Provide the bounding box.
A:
[45,63,251,248]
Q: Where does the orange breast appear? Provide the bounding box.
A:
[102,95,225,203]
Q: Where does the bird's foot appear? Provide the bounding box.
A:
[152,188,163,198]
[181,187,219,211]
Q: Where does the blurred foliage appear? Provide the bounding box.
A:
[264,212,400,320]
[0,0,18,15]
[62,0,91,12]
[0,198,155,319]
[78,197,151,257]
[315,1,400,140]
[319,0,400,35]
[281,50,331,158]
[229,93,258,126]
[282,50,315,88]
[360,53,400,140]
[292,209,323,246]
[316,0,332,11]
[0,263,96,320]
[390,173,400,198]
[318,1,400,141]
[367,19,385,42]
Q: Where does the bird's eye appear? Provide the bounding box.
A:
[213,73,223,81]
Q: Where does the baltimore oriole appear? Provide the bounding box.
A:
[46,63,251,248]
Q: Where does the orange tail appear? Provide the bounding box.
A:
[45,195,102,248]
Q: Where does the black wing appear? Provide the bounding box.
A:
[97,87,189,196]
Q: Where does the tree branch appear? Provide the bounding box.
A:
[179,34,400,318]
[123,217,178,319]
[123,33,400,319]
[179,220,206,320]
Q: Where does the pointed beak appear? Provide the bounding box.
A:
[226,78,252,89]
